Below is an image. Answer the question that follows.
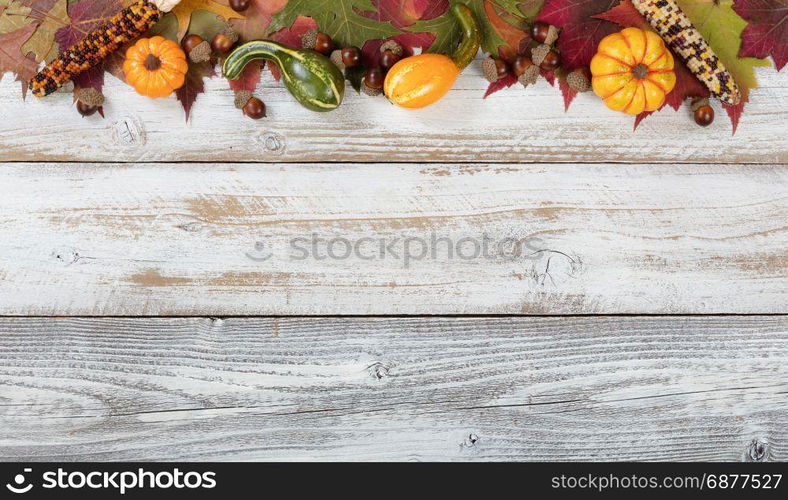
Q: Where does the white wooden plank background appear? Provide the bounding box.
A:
[1,64,786,164]
[1,316,785,461]
[1,59,787,463]
[0,162,785,315]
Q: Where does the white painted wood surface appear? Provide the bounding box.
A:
[0,162,785,315]
[1,65,786,164]
[1,316,785,461]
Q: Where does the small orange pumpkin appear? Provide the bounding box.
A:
[123,36,188,98]
[591,28,677,115]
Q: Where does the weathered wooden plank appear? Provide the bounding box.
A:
[0,316,785,461]
[1,65,786,164]
[0,162,785,315]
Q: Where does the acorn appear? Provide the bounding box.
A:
[691,97,714,127]
[229,0,250,12]
[531,22,559,46]
[567,67,591,93]
[181,34,204,54]
[243,97,266,119]
[380,50,401,71]
[512,55,533,77]
[314,32,334,55]
[532,44,560,71]
[341,47,361,68]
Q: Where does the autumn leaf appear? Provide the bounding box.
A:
[172,0,243,40]
[410,0,531,58]
[268,0,401,47]
[20,0,70,62]
[0,22,38,85]
[537,0,620,71]
[176,60,216,121]
[230,0,286,41]
[733,0,787,70]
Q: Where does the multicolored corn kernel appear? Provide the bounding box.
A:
[631,0,740,105]
[29,0,162,97]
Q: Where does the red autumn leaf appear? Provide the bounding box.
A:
[176,61,217,122]
[733,0,787,70]
[484,72,517,98]
[536,0,621,71]
[228,61,264,92]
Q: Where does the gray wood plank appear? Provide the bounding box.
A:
[0,162,786,315]
[1,65,786,164]
[1,316,785,461]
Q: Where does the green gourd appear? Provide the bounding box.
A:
[223,40,345,112]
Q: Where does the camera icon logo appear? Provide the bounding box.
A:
[6,468,33,494]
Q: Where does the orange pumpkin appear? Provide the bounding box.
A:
[123,36,187,98]
[590,28,677,115]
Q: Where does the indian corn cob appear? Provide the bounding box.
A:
[631,0,740,105]
[29,0,182,97]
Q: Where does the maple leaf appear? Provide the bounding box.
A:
[176,60,216,121]
[19,0,70,62]
[172,0,242,41]
[733,0,787,70]
[0,22,38,85]
[536,0,620,71]
[359,1,438,69]
[268,0,401,47]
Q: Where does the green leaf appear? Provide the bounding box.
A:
[268,0,400,48]
[677,0,770,98]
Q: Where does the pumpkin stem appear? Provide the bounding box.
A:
[632,63,649,80]
[144,54,161,71]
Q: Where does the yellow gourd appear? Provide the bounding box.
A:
[384,4,480,109]
[590,27,677,115]
[123,36,188,98]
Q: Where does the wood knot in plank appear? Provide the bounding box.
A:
[745,439,769,462]
[110,115,146,149]
[257,131,286,155]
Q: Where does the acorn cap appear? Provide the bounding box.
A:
[531,44,550,67]
[189,40,212,63]
[75,87,104,107]
[482,57,500,83]
[691,97,711,111]
[544,25,560,46]
[379,40,403,56]
[330,50,345,70]
[567,69,591,93]
[234,90,253,110]
[518,65,539,87]
[361,82,382,97]
[300,28,318,49]
[221,26,239,44]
